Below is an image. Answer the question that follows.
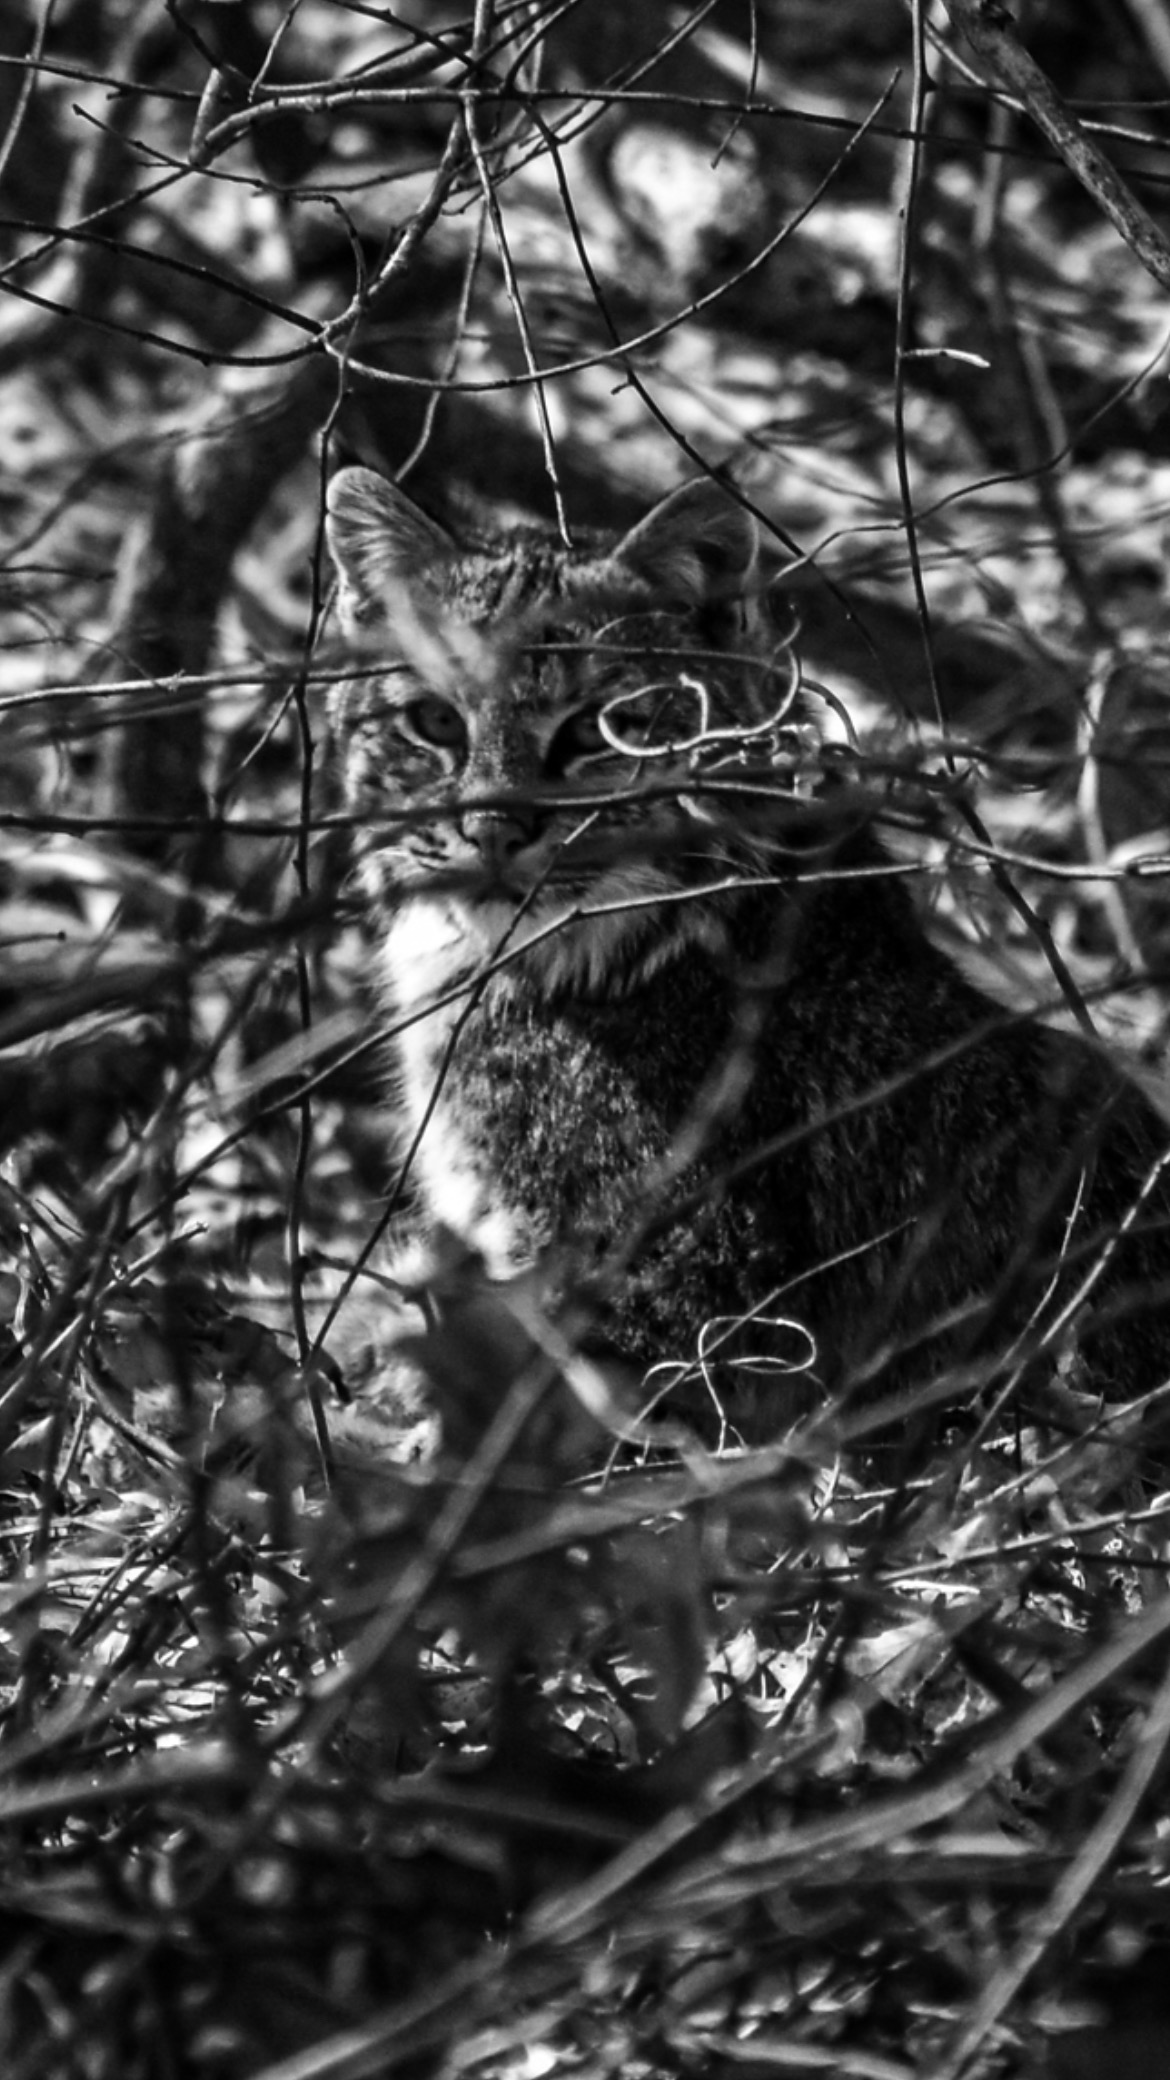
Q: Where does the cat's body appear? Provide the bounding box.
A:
[325,467,1170,1431]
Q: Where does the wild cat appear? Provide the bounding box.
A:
[324,465,1170,1438]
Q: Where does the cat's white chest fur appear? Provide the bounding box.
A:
[380,898,532,1274]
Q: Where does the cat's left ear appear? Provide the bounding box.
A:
[326,467,455,633]
[605,479,760,611]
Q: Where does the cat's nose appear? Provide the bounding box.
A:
[459,810,535,866]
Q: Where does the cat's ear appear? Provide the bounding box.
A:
[326,468,455,632]
[606,479,759,606]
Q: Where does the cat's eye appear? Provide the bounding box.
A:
[550,706,609,768]
[402,696,465,750]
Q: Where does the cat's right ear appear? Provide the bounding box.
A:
[326,468,455,633]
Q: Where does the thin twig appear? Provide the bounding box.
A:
[943,0,1170,292]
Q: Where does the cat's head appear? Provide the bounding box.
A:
[325,468,798,985]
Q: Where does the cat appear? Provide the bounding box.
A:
[324,464,1170,1441]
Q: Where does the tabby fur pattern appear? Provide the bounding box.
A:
[325,466,1170,1434]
